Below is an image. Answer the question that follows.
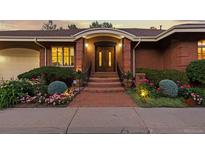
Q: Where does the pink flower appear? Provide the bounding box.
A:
[149,83,154,86]
[180,86,184,89]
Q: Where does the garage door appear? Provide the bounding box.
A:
[0,48,40,80]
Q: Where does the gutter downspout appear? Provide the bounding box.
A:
[34,38,47,66]
[132,38,141,77]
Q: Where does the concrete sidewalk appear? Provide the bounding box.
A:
[0,107,205,134]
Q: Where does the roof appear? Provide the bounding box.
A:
[0,23,205,42]
[0,28,164,37]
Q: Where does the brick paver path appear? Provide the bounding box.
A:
[69,91,136,107]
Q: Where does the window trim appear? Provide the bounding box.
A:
[51,46,75,67]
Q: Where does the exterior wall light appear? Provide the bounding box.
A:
[119,43,122,47]
[85,43,88,48]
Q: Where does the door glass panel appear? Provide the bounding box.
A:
[99,51,102,67]
[108,51,112,67]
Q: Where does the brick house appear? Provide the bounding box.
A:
[0,23,205,80]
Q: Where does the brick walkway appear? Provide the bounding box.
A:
[69,91,136,107]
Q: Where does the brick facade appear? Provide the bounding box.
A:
[39,48,51,67]
[135,40,198,71]
[122,38,131,72]
[135,48,163,70]
[75,38,84,71]
[39,36,198,72]
[163,41,198,70]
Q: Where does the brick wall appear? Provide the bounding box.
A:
[163,41,198,71]
[135,48,163,70]
[39,48,51,67]
[75,38,84,71]
[122,38,131,72]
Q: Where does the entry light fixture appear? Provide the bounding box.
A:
[119,43,122,47]
[85,43,88,48]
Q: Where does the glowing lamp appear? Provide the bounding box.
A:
[85,43,88,48]
[140,89,148,98]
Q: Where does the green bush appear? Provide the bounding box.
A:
[136,68,188,86]
[0,80,34,109]
[186,60,205,85]
[47,81,68,95]
[159,79,178,97]
[18,66,75,87]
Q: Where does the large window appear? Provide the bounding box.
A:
[198,40,205,60]
[51,47,74,66]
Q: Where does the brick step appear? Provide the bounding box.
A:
[91,72,118,78]
[88,82,122,88]
[89,77,119,82]
[84,87,124,93]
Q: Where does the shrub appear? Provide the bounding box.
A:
[186,60,205,85]
[159,79,178,97]
[0,79,35,109]
[137,79,161,98]
[136,68,188,86]
[47,81,68,95]
[18,66,75,86]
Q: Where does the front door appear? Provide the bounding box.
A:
[95,46,115,72]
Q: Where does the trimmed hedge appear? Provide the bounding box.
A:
[186,60,205,85]
[18,66,75,87]
[136,68,189,85]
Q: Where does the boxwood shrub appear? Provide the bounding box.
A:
[18,66,75,87]
[186,60,205,85]
[136,68,189,85]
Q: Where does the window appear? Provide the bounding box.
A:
[51,47,74,66]
[198,40,205,60]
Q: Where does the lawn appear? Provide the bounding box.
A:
[127,88,187,108]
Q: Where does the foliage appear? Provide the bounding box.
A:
[0,79,34,109]
[136,68,188,86]
[18,66,75,86]
[47,81,68,95]
[68,24,78,29]
[45,93,71,106]
[42,20,57,30]
[127,89,186,108]
[159,79,178,97]
[125,71,133,80]
[89,21,113,28]
[140,79,161,98]
[186,60,205,85]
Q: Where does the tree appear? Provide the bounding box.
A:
[102,22,113,28]
[89,21,102,28]
[89,21,113,28]
[42,20,57,30]
[68,24,78,29]
[58,26,64,30]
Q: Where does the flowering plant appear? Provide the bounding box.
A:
[45,93,71,106]
[138,78,161,98]
[190,93,203,105]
